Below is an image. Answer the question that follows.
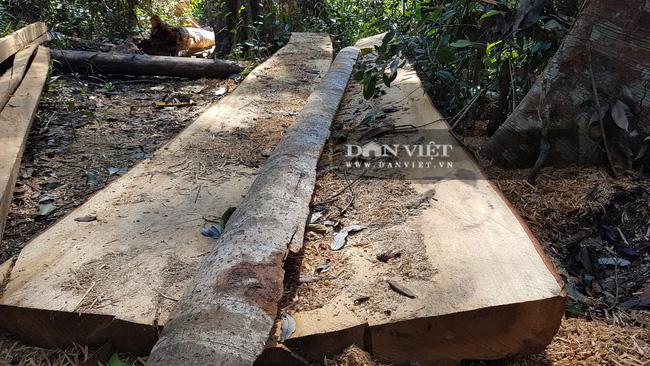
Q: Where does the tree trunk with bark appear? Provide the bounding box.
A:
[482,0,650,173]
[51,50,243,78]
[139,16,215,56]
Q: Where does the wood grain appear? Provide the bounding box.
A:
[0,22,48,65]
[0,34,332,354]
[0,47,50,242]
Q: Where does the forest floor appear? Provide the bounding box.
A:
[474,165,650,366]
[0,70,649,366]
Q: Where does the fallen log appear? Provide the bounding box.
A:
[0,47,50,242]
[139,15,214,56]
[51,49,244,78]
[0,33,333,354]
[0,22,48,64]
[146,46,360,366]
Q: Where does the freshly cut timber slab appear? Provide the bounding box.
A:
[0,32,51,111]
[0,22,48,64]
[51,49,244,78]
[147,46,359,366]
[0,33,332,353]
[0,46,50,242]
[262,36,565,365]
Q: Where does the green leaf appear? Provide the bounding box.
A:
[306,224,327,233]
[486,40,502,54]
[39,203,56,217]
[480,10,505,21]
[363,72,377,100]
[449,39,473,48]
[360,48,374,56]
[435,46,456,64]
[388,59,399,83]
[85,171,99,187]
[219,207,237,231]
[108,354,132,366]
[436,70,454,81]
[361,111,377,125]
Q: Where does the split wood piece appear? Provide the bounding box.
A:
[0,33,332,354]
[259,36,566,365]
[146,46,360,366]
[139,15,215,56]
[0,22,48,64]
[0,47,50,242]
[51,50,244,79]
[0,32,51,111]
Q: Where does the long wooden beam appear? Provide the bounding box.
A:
[0,47,50,241]
[0,22,48,65]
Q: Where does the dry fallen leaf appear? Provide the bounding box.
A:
[74,215,97,222]
[387,279,416,298]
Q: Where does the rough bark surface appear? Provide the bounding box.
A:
[146,46,360,366]
[51,50,243,78]
[482,0,650,168]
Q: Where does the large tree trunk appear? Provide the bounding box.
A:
[482,0,650,172]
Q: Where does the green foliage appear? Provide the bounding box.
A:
[107,354,132,366]
[231,3,290,62]
[2,0,141,40]
[306,0,572,124]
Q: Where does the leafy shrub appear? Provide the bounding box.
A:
[303,0,576,131]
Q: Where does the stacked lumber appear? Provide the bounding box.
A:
[0,23,51,242]
[0,33,333,354]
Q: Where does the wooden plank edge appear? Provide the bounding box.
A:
[145,46,359,366]
[0,304,158,354]
[0,22,48,64]
[259,296,565,365]
[0,32,51,112]
[0,46,50,241]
